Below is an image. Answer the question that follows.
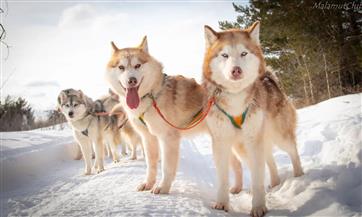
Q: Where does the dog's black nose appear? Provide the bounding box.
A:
[231,66,242,79]
[68,111,74,117]
[128,77,138,87]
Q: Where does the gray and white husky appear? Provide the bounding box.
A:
[57,89,126,175]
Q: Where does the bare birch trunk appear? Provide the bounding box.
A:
[323,53,331,99]
[294,53,310,104]
[302,55,315,103]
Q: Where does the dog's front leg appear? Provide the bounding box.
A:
[105,143,111,158]
[110,142,120,162]
[151,132,180,194]
[129,136,139,160]
[75,132,92,175]
[130,142,137,160]
[211,136,231,212]
[247,142,267,217]
[230,152,243,194]
[137,133,159,191]
[93,137,105,173]
[110,134,121,162]
[120,142,127,157]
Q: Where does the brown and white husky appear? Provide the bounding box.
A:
[105,37,208,194]
[202,22,304,217]
[105,90,143,160]
[100,90,143,160]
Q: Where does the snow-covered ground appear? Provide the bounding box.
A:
[1,94,361,216]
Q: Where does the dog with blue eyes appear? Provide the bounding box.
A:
[203,22,304,217]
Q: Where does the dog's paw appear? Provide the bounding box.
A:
[212,202,229,212]
[129,156,137,160]
[294,170,304,177]
[230,186,242,194]
[83,171,92,176]
[150,185,170,194]
[96,168,105,174]
[113,159,120,163]
[250,205,267,217]
[269,179,280,189]
[246,189,252,195]
[137,182,155,191]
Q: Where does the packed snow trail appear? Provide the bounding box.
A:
[1,94,361,216]
[2,139,227,216]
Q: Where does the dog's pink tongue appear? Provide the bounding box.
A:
[126,87,140,109]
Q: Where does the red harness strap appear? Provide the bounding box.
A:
[151,96,215,131]
[94,95,215,131]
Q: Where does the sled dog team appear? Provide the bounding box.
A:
[57,22,303,217]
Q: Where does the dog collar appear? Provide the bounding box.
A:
[140,73,168,101]
[81,129,89,137]
[138,113,146,126]
[137,73,168,126]
[137,93,158,127]
[209,86,250,129]
[80,115,93,137]
[214,103,249,129]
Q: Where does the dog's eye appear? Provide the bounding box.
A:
[241,51,248,57]
[74,103,78,107]
[119,65,125,71]
[134,64,141,69]
[221,53,229,58]
[65,104,70,108]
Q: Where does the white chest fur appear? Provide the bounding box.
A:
[207,91,264,147]
[122,96,168,137]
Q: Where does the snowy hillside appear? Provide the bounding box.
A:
[1,94,361,216]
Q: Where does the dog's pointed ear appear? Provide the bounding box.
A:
[110,104,127,127]
[78,89,93,107]
[56,103,61,112]
[108,89,119,101]
[56,97,61,112]
[57,91,67,108]
[111,41,119,52]
[204,25,219,48]
[56,91,66,112]
[247,21,260,45]
[138,36,148,53]
[78,89,85,98]
[110,103,124,116]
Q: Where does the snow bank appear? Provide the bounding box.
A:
[0,125,76,191]
[1,94,361,216]
[254,94,361,216]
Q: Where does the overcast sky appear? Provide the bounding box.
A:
[0,1,246,112]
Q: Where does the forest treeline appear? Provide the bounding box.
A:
[0,96,66,132]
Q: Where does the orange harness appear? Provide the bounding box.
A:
[93,88,247,131]
[149,95,216,130]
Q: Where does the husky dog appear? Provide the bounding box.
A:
[106,90,143,160]
[57,89,123,174]
[105,37,208,193]
[120,118,143,160]
[203,22,303,217]
[95,91,127,159]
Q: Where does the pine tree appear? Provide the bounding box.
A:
[0,96,35,131]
